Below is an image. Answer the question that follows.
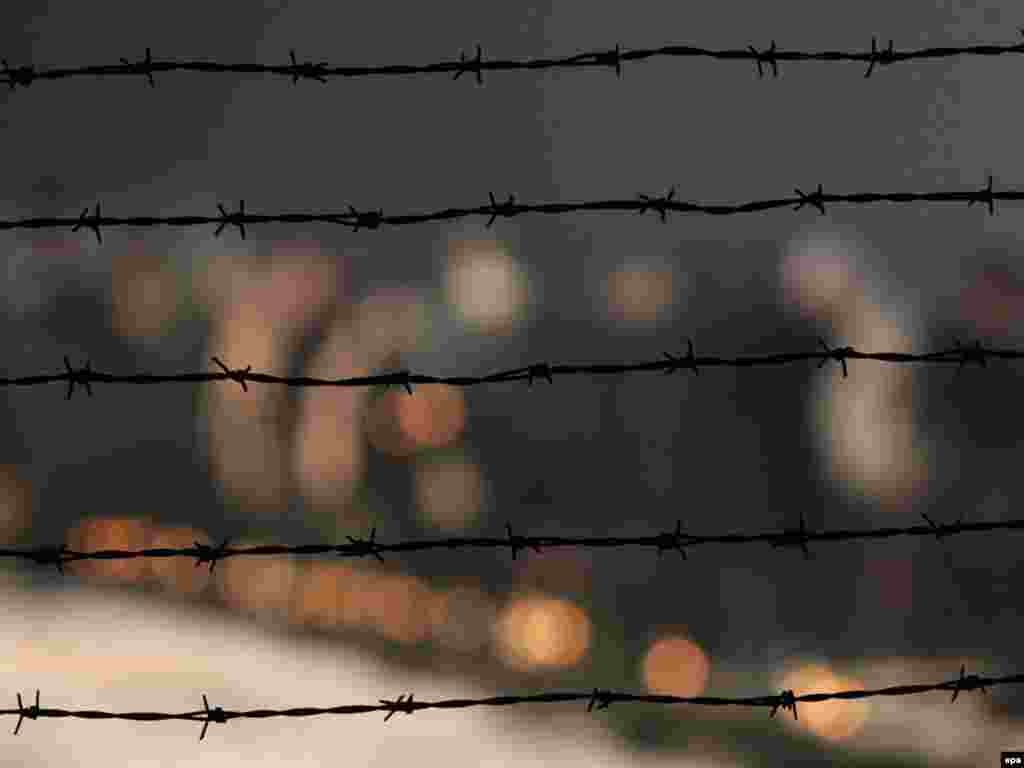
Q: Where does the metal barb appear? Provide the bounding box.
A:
[1,59,34,90]
[380,693,416,721]
[968,174,997,216]
[346,526,385,563]
[29,544,71,575]
[953,338,987,376]
[192,537,231,574]
[656,519,688,560]
[526,362,553,388]
[920,512,952,542]
[951,664,988,703]
[637,186,676,222]
[119,47,156,87]
[63,356,93,400]
[663,338,699,376]
[505,521,541,560]
[596,44,623,78]
[864,36,896,78]
[288,49,329,84]
[773,509,812,560]
[453,44,484,85]
[748,40,779,78]
[817,338,850,378]
[13,690,40,735]
[346,204,384,232]
[770,689,798,720]
[485,191,518,228]
[199,694,227,741]
[214,200,246,239]
[587,688,612,712]
[211,356,251,392]
[72,202,103,244]
[793,183,826,214]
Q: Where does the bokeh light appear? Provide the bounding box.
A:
[641,632,711,698]
[444,237,528,333]
[293,319,370,520]
[145,524,213,596]
[493,592,591,671]
[780,231,862,324]
[288,560,437,643]
[776,662,872,743]
[65,515,151,583]
[815,301,930,507]
[217,538,297,620]
[603,263,675,326]
[782,229,930,508]
[366,384,467,457]
[413,455,484,532]
[109,241,180,339]
[0,464,32,544]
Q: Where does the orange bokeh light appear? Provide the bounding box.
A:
[366,384,466,457]
[65,515,151,583]
[777,662,871,742]
[642,633,711,697]
[145,524,213,596]
[493,592,591,671]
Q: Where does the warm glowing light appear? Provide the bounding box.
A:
[604,264,675,325]
[642,633,711,697]
[413,456,484,531]
[294,322,369,514]
[777,662,871,742]
[0,464,32,543]
[290,561,353,629]
[366,384,467,457]
[780,232,862,322]
[445,238,528,332]
[493,593,591,670]
[289,561,438,644]
[66,516,151,582]
[816,302,930,507]
[110,243,179,339]
[146,524,213,596]
[217,540,296,619]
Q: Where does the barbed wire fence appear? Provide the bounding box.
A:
[0,665,1006,740]
[7,26,1024,754]
[0,177,1013,242]
[4,31,1024,90]
[0,338,1003,402]
[9,512,1024,575]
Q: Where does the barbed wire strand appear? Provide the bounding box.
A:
[0,176,1016,240]
[0,666,1007,739]
[11,512,1024,574]
[4,340,1005,404]
[4,31,1024,91]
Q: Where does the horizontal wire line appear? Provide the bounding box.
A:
[0,667,1008,738]
[13,512,1023,573]
[3,31,1024,90]
[0,178,1014,240]
[14,341,1008,403]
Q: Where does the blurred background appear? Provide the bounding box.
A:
[0,1,1022,765]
